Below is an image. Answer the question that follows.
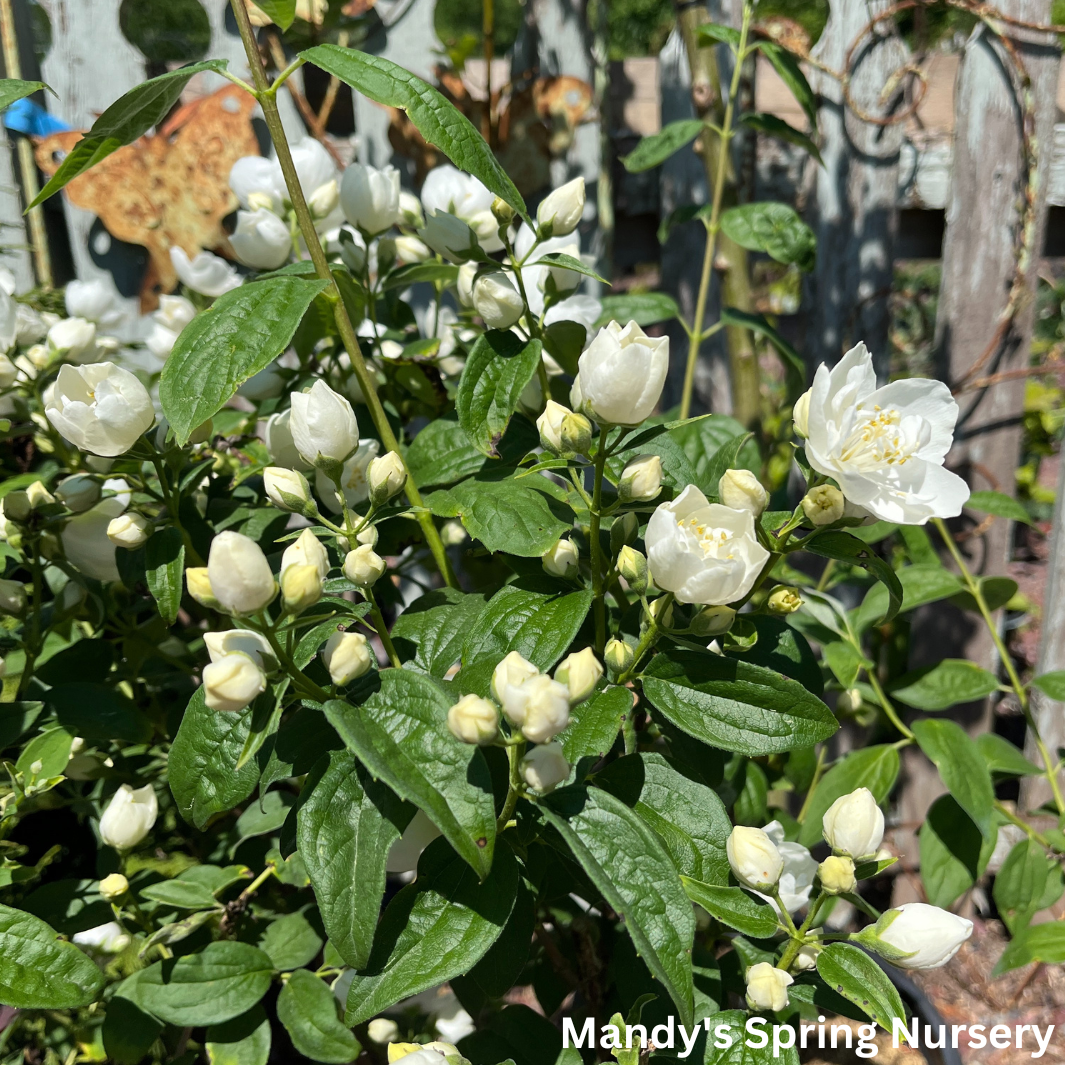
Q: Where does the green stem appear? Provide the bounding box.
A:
[616,595,671,683]
[778,891,826,971]
[995,799,1051,849]
[363,586,401,668]
[151,454,204,567]
[255,620,330,702]
[497,740,525,832]
[229,0,455,589]
[795,746,826,824]
[865,669,915,741]
[589,443,608,656]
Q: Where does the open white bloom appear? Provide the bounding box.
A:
[341,163,402,235]
[521,742,569,792]
[745,963,793,1011]
[646,485,770,605]
[473,272,524,330]
[170,248,242,297]
[874,903,973,969]
[230,209,291,270]
[577,320,668,425]
[322,630,374,686]
[492,651,540,723]
[555,647,602,703]
[727,826,784,891]
[421,164,499,251]
[291,379,360,466]
[204,628,273,667]
[100,784,158,850]
[263,408,312,471]
[208,531,276,615]
[537,177,585,236]
[447,693,499,745]
[316,439,380,512]
[230,156,284,214]
[107,512,150,549]
[73,922,130,954]
[49,317,98,362]
[757,821,817,914]
[517,674,571,743]
[822,787,884,860]
[66,278,125,330]
[203,652,267,712]
[800,341,969,524]
[145,295,197,360]
[46,362,154,457]
[719,468,768,516]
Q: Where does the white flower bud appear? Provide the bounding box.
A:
[308,178,340,219]
[578,321,668,426]
[819,855,857,895]
[520,741,569,792]
[822,787,884,860]
[26,481,54,509]
[491,651,539,724]
[49,317,97,361]
[230,209,292,271]
[99,873,129,900]
[281,563,324,613]
[537,176,585,237]
[519,674,571,743]
[604,638,635,675]
[472,273,524,330]
[441,519,466,546]
[203,652,267,712]
[648,595,673,630]
[207,531,277,615]
[691,604,736,637]
[554,647,603,704]
[2,491,30,522]
[543,538,578,580]
[290,379,360,466]
[281,528,329,581]
[0,577,26,616]
[802,484,845,526]
[619,454,662,502]
[399,190,424,229]
[726,826,784,891]
[394,235,432,264]
[367,1019,400,1045]
[872,903,973,969]
[340,163,401,235]
[793,944,820,971]
[418,209,479,262]
[343,544,387,587]
[107,513,150,549]
[767,585,802,615]
[264,467,313,513]
[322,630,374,686]
[186,567,218,609]
[793,389,810,438]
[719,468,768,516]
[560,413,592,456]
[99,784,158,851]
[537,400,568,454]
[447,693,499,745]
[46,362,154,457]
[745,963,793,1011]
[368,451,407,504]
[203,629,273,668]
[456,261,477,306]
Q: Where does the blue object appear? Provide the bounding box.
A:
[3,97,70,137]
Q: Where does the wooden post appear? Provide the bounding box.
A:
[804,0,908,379]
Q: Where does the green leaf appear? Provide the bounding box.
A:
[160,277,330,443]
[739,112,823,165]
[16,726,74,779]
[427,475,572,557]
[668,413,760,494]
[382,261,460,290]
[728,614,823,696]
[620,119,704,173]
[169,687,261,830]
[595,752,731,885]
[856,562,961,631]
[234,789,294,844]
[408,417,486,487]
[104,972,164,1065]
[720,202,816,270]
[206,1005,272,1065]
[0,904,105,1008]
[139,880,220,911]
[804,530,903,624]
[658,203,710,244]
[918,795,994,909]
[822,641,871,689]
[976,733,1041,776]
[298,749,413,969]
[993,839,1063,934]
[912,718,995,840]
[278,969,360,1063]
[457,331,542,457]
[815,943,907,1030]
[324,671,496,878]
[1033,670,1065,700]
[135,942,275,1026]
[392,588,488,676]
[993,921,1065,975]
[145,526,185,624]
[541,786,695,1026]
[754,40,817,126]
[681,879,778,937]
[594,291,680,328]
[258,912,323,971]
[48,683,151,743]
[542,319,587,376]
[463,584,592,671]
[966,489,1032,525]
[0,701,42,752]
[888,659,999,711]
[562,684,631,762]
[30,61,228,207]
[642,649,838,757]
[0,79,50,112]
[253,0,298,30]
[536,252,608,284]
[697,23,742,45]
[344,839,518,1024]
[719,307,806,395]
[302,45,526,218]
[798,745,899,848]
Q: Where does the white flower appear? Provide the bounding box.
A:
[399,190,424,228]
[145,294,197,360]
[230,209,292,270]
[512,225,601,329]
[282,528,329,582]
[447,693,499,745]
[73,922,130,954]
[537,400,569,453]
[577,320,668,425]
[308,179,340,219]
[203,628,273,667]
[170,248,242,298]
[0,578,26,615]
[0,350,17,388]
[264,467,312,512]
[106,512,150,549]
[793,944,820,971]
[822,787,884,860]
[46,362,154,457]
[395,235,431,264]
[873,903,973,970]
[554,647,602,703]
[368,451,407,503]
[15,302,45,346]
[421,165,494,224]
[230,155,284,214]
[543,538,578,580]
[719,469,768,516]
[757,821,817,914]
[457,261,477,306]
[263,409,312,471]
[290,379,360,465]
[517,674,571,743]
[322,630,374,685]
[61,482,129,582]
[521,742,570,792]
[316,439,380,512]
[619,455,662,502]
[473,272,524,329]
[645,485,770,605]
[745,963,793,1011]
[802,484,845,526]
[65,278,125,329]
[203,652,267,712]
[491,651,540,723]
[99,784,158,850]
[537,176,585,236]
[207,530,276,615]
[56,474,100,513]
[727,826,784,891]
[289,139,339,205]
[419,209,479,262]
[343,543,386,587]
[800,342,969,524]
[341,163,402,235]
[367,1019,400,1044]
[48,317,98,362]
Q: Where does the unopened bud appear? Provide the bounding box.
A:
[543,538,578,580]
[322,630,374,686]
[819,855,857,896]
[281,563,323,614]
[537,400,570,455]
[26,481,55,510]
[554,646,603,703]
[0,578,27,616]
[185,567,219,609]
[617,545,648,593]
[99,873,129,900]
[107,513,151,549]
[344,544,387,587]
[560,412,592,456]
[368,451,406,505]
[718,469,767,516]
[264,467,314,514]
[309,179,340,219]
[691,604,736,637]
[727,826,783,891]
[618,455,662,503]
[648,595,673,630]
[605,638,635,675]
[447,693,499,745]
[491,197,516,225]
[767,585,802,614]
[3,491,30,523]
[838,688,864,714]
[802,484,845,526]
[610,512,639,555]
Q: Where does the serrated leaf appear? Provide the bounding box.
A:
[278,969,360,1063]
[642,649,838,757]
[30,61,228,207]
[324,671,496,878]
[344,839,517,1023]
[798,745,899,848]
[888,659,999,711]
[815,943,907,1030]
[621,119,704,172]
[298,750,413,969]
[594,291,680,328]
[542,786,694,1025]
[302,46,525,218]
[160,277,330,443]
[392,588,488,676]
[913,718,995,840]
[966,489,1032,525]
[680,879,779,937]
[740,112,823,164]
[720,202,816,270]
[145,526,185,624]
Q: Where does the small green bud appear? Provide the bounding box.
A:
[767,586,802,614]
[616,545,648,593]
[691,604,736,637]
[610,512,639,556]
[604,638,635,675]
[559,412,592,456]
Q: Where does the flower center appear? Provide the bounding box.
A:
[838,405,914,468]
[680,515,737,560]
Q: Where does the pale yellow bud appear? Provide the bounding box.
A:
[617,545,648,592]
[619,454,662,503]
[718,469,768,516]
[447,694,499,745]
[543,538,578,580]
[745,963,793,1011]
[322,631,374,686]
[99,873,129,900]
[368,451,406,504]
[281,563,323,614]
[819,855,857,895]
[767,585,802,615]
[554,647,603,703]
[344,544,387,587]
[604,638,635,675]
[802,484,845,526]
[186,567,218,609]
[107,513,151,549]
[648,595,673,629]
